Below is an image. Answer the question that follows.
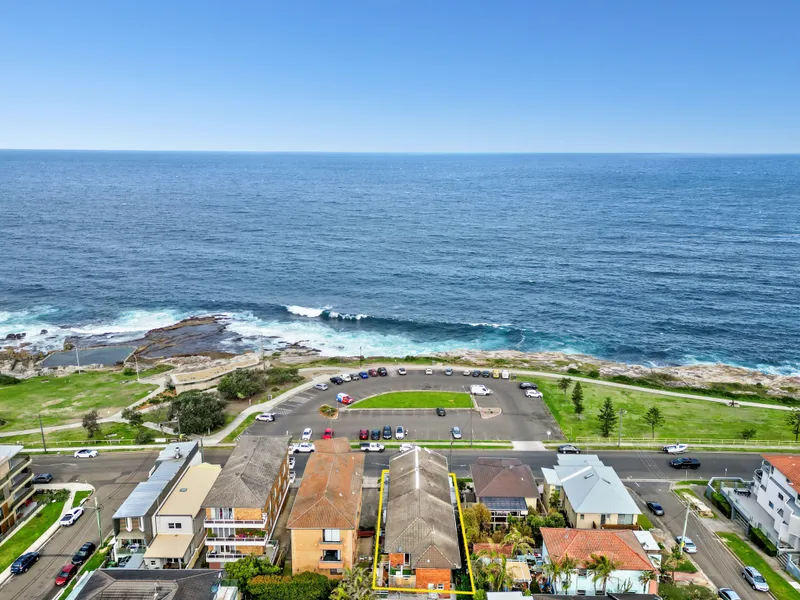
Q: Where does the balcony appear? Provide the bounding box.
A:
[207,533,268,546]
[204,517,267,528]
[6,455,32,482]
[10,486,35,509]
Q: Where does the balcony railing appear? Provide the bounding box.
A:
[6,455,32,480]
[207,534,268,545]
[204,518,267,528]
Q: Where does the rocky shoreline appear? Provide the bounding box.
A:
[2,316,799,399]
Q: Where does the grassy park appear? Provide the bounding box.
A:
[0,492,68,573]
[350,391,472,409]
[0,371,157,432]
[523,376,799,443]
[2,422,145,447]
[718,533,800,599]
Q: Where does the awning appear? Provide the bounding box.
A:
[143,534,193,559]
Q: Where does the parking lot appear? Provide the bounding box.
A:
[243,368,563,443]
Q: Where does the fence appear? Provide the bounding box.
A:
[574,436,800,447]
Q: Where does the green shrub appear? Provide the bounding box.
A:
[135,428,155,444]
[588,369,600,378]
[218,369,267,401]
[710,491,732,518]
[122,367,136,376]
[0,374,21,386]
[567,367,581,374]
[748,527,778,556]
[265,366,302,386]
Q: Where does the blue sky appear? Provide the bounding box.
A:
[1,1,798,152]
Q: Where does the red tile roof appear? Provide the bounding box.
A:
[762,455,800,493]
[541,528,654,571]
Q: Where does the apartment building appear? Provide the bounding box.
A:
[143,463,221,569]
[287,438,364,577]
[202,436,291,568]
[0,445,34,539]
[111,442,200,568]
[541,455,640,529]
[379,446,462,593]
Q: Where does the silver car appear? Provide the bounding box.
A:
[742,566,769,592]
[451,426,462,439]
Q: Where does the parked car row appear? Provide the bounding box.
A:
[328,368,388,385]
[11,541,96,587]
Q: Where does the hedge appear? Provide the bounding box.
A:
[748,527,778,557]
[710,491,732,518]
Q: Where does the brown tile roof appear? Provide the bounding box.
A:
[470,458,539,500]
[473,543,514,557]
[540,528,655,571]
[762,454,800,493]
[287,438,364,530]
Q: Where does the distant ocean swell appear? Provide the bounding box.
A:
[2,304,800,377]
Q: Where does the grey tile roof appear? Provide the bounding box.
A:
[74,569,224,600]
[471,457,539,500]
[202,435,290,508]
[384,447,462,570]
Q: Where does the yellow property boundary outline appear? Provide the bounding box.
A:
[372,469,476,595]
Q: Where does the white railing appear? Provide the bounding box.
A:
[575,437,800,446]
[204,518,267,527]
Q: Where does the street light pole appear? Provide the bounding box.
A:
[449,439,455,468]
[617,409,627,448]
[134,354,140,383]
[679,499,690,553]
[39,414,47,454]
[94,495,103,542]
[75,343,81,374]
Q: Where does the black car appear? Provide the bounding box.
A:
[519,382,538,390]
[71,542,96,566]
[329,376,344,385]
[33,473,53,484]
[436,407,446,417]
[383,425,392,439]
[472,369,481,377]
[377,367,388,376]
[557,444,581,454]
[670,457,701,470]
[481,370,491,378]
[646,501,665,516]
[10,552,39,574]
[370,429,381,440]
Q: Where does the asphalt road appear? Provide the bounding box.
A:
[632,482,762,600]
[242,369,563,442]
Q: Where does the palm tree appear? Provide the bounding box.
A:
[639,570,657,593]
[586,553,622,595]
[478,549,513,592]
[542,557,564,594]
[503,527,534,557]
[330,566,376,600]
[559,554,578,595]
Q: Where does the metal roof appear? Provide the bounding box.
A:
[547,455,640,516]
[0,445,24,463]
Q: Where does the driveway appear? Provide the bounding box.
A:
[242,369,562,443]
[631,482,763,600]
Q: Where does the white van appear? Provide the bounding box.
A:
[501,370,510,379]
[470,384,492,396]
[341,373,352,382]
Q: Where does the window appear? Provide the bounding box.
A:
[168,522,182,530]
[150,560,157,566]
[403,553,411,566]
[329,568,343,575]
[323,529,341,542]
[769,501,775,509]
[322,549,341,562]
[437,584,444,590]
[576,592,586,596]
[577,569,588,577]
[579,514,585,520]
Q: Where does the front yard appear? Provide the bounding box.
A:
[0,491,68,573]
[522,376,797,442]
[718,532,800,599]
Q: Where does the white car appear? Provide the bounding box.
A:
[288,456,295,469]
[675,536,697,553]
[501,370,510,379]
[525,389,543,398]
[463,369,471,376]
[255,413,275,422]
[289,471,296,484]
[340,373,351,382]
[294,442,315,453]
[314,383,329,391]
[399,443,416,452]
[397,367,407,375]
[74,449,98,459]
[301,428,313,441]
[425,368,433,375]
[663,443,689,454]
[396,426,406,440]
[60,507,84,527]
[451,426,462,439]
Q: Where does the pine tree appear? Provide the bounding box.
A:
[571,381,584,414]
[597,397,617,437]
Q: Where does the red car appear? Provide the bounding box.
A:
[55,563,77,586]
[322,428,334,440]
[359,429,369,440]
[368,369,378,377]
[336,393,354,405]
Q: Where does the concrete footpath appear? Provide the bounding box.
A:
[0,483,94,588]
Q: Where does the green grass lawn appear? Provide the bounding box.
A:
[350,391,472,409]
[718,532,800,599]
[0,371,157,432]
[637,512,654,531]
[0,495,67,572]
[522,376,798,442]
[4,422,145,447]
[72,490,92,508]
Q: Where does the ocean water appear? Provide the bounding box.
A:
[1,151,799,374]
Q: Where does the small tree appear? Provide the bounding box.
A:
[558,377,572,400]
[597,397,618,438]
[82,409,101,438]
[788,409,800,442]
[224,555,281,589]
[135,428,155,444]
[549,488,561,511]
[471,503,492,532]
[559,554,578,595]
[121,407,143,427]
[571,382,584,414]
[169,390,227,435]
[639,569,657,591]
[503,527,534,556]
[217,369,266,401]
[643,406,664,439]
[741,428,757,441]
[586,553,622,596]
[330,566,375,600]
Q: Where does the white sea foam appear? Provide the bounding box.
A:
[284,305,326,318]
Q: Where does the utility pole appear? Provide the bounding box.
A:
[359,346,363,368]
[679,498,690,553]
[94,495,103,542]
[449,439,455,468]
[200,435,205,462]
[617,409,627,448]
[75,344,81,374]
[134,354,140,383]
[39,414,47,454]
